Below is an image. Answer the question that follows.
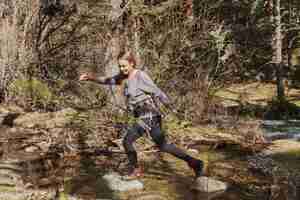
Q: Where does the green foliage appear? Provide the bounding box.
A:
[8,78,56,110]
[209,25,229,52]
[251,0,265,16]
[291,48,300,66]
[291,34,300,66]
[163,114,192,132]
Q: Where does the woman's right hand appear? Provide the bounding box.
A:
[79,73,93,81]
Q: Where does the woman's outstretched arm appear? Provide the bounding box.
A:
[79,73,124,85]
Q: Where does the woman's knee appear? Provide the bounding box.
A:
[157,142,167,152]
[157,142,176,153]
[123,129,141,152]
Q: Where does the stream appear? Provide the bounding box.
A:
[262,120,300,141]
[1,119,300,200]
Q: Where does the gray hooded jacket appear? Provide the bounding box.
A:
[104,70,170,118]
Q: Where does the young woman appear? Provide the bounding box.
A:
[79,51,204,179]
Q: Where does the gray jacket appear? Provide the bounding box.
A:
[96,70,170,117]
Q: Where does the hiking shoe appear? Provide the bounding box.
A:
[188,159,204,178]
[122,167,143,180]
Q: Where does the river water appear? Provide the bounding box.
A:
[1,120,300,200]
[262,120,300,141]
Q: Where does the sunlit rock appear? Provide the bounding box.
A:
[24,146,40,153]
[102,172,144,192]
[191,176,228,193]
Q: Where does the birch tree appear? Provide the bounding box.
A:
[104,0,127,109]
[272,0,285,101]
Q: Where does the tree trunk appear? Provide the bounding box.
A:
[272,0,285,101]
[133,17,142,67]
[104,0,125,110]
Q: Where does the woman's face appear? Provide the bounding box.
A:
[118,59,134,75]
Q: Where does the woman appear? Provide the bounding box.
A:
[79,51,204,179]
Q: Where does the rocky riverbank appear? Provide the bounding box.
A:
[1,104,299,200]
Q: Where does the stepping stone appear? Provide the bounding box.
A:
[191,176,228,193]
[102,173,144,192]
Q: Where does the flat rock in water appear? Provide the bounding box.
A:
[191,176,228,193]
[102,172,144,192]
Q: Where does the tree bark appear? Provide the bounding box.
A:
[104,0,125,110]
[272,0,285,101]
